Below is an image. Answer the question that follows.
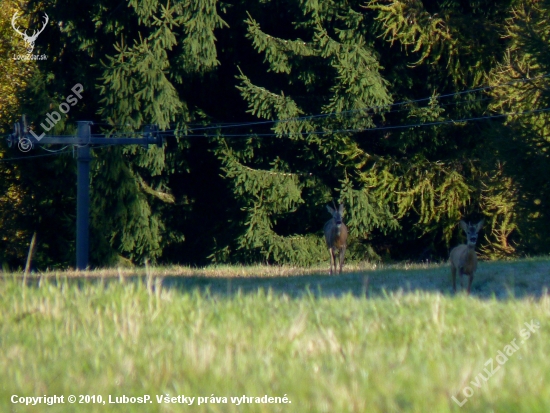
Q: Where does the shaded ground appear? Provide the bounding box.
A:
[160,259,550,299]
[9,257,550,300]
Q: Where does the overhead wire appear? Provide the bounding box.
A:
[0,148,72,162]
[1,72,548,156]
[39,145,70,153]
[36,72,547,134]
[170,72,550,133]
[156,106,550,138]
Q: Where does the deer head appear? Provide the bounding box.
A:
[459,220,484,248]
[327,203,345,226]
[11,12,49,54]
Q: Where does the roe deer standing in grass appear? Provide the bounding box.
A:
[324,203,348,275]
[450,220,484,294]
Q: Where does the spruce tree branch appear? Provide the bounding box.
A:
[136,174,175,204]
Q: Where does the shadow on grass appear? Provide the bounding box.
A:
[15,258,550,300]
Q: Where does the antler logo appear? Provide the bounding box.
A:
[11,12,49,54]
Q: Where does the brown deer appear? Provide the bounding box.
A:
[450,220,483,294]
[324,203,348,275]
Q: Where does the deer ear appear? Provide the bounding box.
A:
[338,204,344,214]
[459,220,468,232]
[476,220,484,231]
[326,205,334,214]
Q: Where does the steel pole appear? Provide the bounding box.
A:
[76,122,92,270]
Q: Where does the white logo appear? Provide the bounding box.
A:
[11,12,49,55]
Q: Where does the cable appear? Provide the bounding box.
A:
[160,106,550,138]
[3,102,545,148]
[2,72,547,144]
[44,73,546,135]
[0,149,72,162]
[1,106,545,160]
[172,72,550,133]
[39,145,70,153]
[351,106,550,133]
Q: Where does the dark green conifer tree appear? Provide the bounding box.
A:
[485,0,550,257]
[212,1,401,264]
[4,0,227,266]
[213,0,512,263]
[4,0,550,268]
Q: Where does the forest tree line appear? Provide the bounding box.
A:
[1,0,549,269]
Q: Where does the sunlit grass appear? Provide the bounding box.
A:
[12,260,443,278]
[1,258,549,412]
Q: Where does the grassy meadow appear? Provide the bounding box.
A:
[1,257,550,412]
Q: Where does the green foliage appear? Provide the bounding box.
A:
[212,1,398,263]
[0,1,33,126]
[98,1,185,129]
[367,0,454,66]
[0,7,77,269]
[367,0,513,87]
[214,143,321,264]
[479,162,519,259]
[92,1,190,264]
[216,1,497,263]
[90,0,227,264]
[0,2,35,268]
[4,0,550,268]
[486,0,550,256]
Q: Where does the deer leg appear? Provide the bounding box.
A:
[451,265,457,292]
[467,273,473,295]
[338,246,346,274]
[329,248,335,275]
